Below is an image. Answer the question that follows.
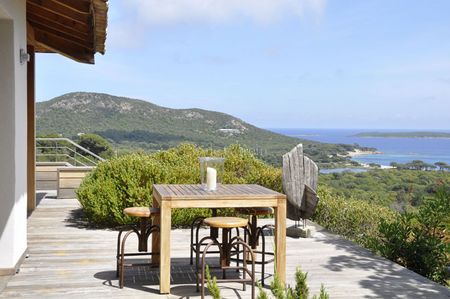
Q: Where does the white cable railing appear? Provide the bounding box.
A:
[36,138,105,166]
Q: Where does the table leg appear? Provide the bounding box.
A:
[275,197,286,284]
[151,198,160,264]
[159,201,172,294]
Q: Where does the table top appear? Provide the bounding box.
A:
[153,184,285,200]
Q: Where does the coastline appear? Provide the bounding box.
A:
[346,149,395,169]
[273,128,450,166]
[346,149,382,157]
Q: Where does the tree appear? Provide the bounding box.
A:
[407,160,428,171]
[434,162,449,171]
[425,163,437,171]
[78,133,114,159]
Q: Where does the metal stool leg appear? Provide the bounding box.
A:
[116,218,160,289]
[119,230,135,288]
[197,236,221,292]
[190,216,205,265]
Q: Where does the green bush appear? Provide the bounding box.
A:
[260,268,329,299]
[206,266,330,299]
[370,188,450,285]
[313,187,397,247]
[76,143,282,227]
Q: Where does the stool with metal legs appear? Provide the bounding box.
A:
[236,207,274,285]
[190,209,217,265]
[196,216,256,299]
[116,207,160,288]
[190,209,240,265]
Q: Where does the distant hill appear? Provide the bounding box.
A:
[354,132,450,139]
[36,92,366,166]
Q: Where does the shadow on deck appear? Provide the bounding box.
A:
[2,194,449,298]
[315,235,449,298]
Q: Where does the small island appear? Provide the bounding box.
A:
[353,131,450,139]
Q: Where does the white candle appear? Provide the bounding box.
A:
[206,167,217,191]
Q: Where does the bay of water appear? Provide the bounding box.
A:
[269,128,450,167]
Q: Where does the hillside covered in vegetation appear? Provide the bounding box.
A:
[320,169,449,210]
[37,92,370,166]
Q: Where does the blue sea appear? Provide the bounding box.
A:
[269,128,450,167]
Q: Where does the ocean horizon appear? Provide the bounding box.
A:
[269,128,450,167]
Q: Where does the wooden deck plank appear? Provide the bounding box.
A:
[1,195,449,299]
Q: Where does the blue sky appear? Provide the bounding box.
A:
[36,0,450,130]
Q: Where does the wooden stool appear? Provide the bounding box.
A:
[236,207,275,285]
[196,217,256,299]
[116,207,160,288]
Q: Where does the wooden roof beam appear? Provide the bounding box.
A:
[34,28,94,64]
[27,0,91,24]
[27,3,90,33]
[28,16,93,41]
[29,20,94,51]
[54,0,91,14]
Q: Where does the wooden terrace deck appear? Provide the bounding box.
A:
[1,193,449,298]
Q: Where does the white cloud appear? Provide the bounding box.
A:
[107,0,326,49]
[123,0,326,25]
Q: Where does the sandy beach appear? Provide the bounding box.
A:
[346,149,394,169]
[347,149,382,157]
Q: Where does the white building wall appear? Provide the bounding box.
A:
[0,0,28,270]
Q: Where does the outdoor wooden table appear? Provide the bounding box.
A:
[151,184,287,294]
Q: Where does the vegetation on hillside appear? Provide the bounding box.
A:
[78,133,114,159]
[37,92,367,167]
[319,169,449,210]
[390,160,450,171]
[313,187,396,247]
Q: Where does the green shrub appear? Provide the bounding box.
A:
[313,187,397,247]
[370,187,450,285]
[292,268,309,299]
[76,143,282,227]
[207,267,330,299]
[266,268,329,299]
[205,265,221,299]
[76,153,169,226]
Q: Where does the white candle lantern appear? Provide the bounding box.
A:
[199,157,224,191]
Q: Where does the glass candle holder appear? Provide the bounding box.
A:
[199,157,224,191]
